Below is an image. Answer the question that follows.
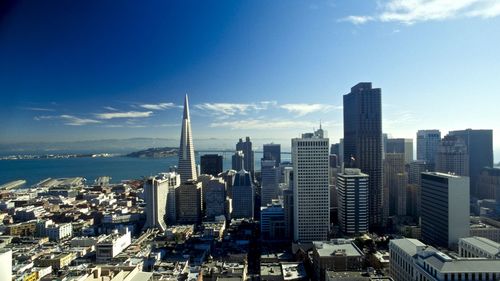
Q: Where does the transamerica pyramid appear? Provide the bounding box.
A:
[178,94,197,183]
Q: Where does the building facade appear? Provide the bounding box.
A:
[178,94,197,183]
[421,172,470,249]
[236,137,255,175]
[200,154,223,177]
[144,172,180,231]
[436,134,469,177]
[292,129,330,242]
[343,82,383,230]
[386,138,414,164]
[231,169,255,219]
[337,168,369,235]
[416,130,441,169]
[261,159,279,207]
[176,180,202,224]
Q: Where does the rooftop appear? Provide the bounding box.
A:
[313,241,363,258]
[460,237,500,256]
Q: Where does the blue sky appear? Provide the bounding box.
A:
[1,0,500,157]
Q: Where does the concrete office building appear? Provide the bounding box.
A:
[204,177,227,220]
[384,153,407,218]
[96,230,132,263]
[231,169,255,219]
[312,240,363,281]
[386,138,414,164]
[478,167,500,200]
[449,129,493,198]
[178,94,197,183]
[459,237,500,259]
[261,159,279,206]
[176,180,202,224]
[343,82,383,230]
[421,172,470,249]
[417,130,441,168]
[200,154,223,177]
[337,168,369,235]
[263,143,281,165]
[409,160,427,186]
[292,129,330,242]
[390,238,500,281]
[144,172,180,231]
[0,248,12,281]
[436,134,469,177]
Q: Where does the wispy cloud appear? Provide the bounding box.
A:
[209,119,339,130]
[342,0,500,25]
[195,101,276,116]
[95,111,153,120]
[280,103,340,116]
[103,106,118,111]
[139,102,177,110]
[34,115,101,126]
[20,107,55,112]
[210,119,318,130]
[338,15,374,24]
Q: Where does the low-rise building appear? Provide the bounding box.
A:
[34,252,75,270]
[312,240,364,281]
[95,230,132,263]
[459,237,500,259]
[390,238,500,281]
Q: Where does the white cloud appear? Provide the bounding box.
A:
[342,0,500,25]
[139,102,176,110]
[34,115,101,126]
[338,15,374,24]
[20,107,55,112]
[103,106,118,111]
[280,103,340,116]
[95,111,153,119]
[210,119,319,130]
[195,101,276,116]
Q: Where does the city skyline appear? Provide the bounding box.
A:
[1,1,500,159]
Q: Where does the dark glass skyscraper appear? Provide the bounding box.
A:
[236,137,254,175]
[343,82,383,230]
[263,143,281,165]
[449,129,493,198]
[200,154,223,176]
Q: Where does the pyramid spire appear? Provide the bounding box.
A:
[178,94,197,183]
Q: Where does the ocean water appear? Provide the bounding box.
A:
[0,152,291,186]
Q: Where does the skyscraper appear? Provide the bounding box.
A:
[384,153,407,218]
[176,180,202,224]
[144,172,180,231]
[436,134,469,177]
[386,138,413,164]
[236,137,254,175]
[204,177,227,220]
[292,129,330,242]
[178,94,197,183]
[200,154,223,176]
[260,159,279,206]
[263,143,281,165]
[231,150,244,171]
[343,82,383,230]
[421,172,470,249]
[449,129,494,198]
[231,169,255,219]
[416,130,441,168]
[337,168,369,235]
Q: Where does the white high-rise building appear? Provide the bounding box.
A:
[178,94,197,183]
[292,129,330,242]
[144,172,180,231]
[0,249,12,281]
[337,168,369,235]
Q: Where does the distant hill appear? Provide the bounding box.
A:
[126,147,178,158]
